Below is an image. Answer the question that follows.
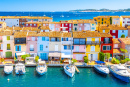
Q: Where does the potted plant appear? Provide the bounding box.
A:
[35,56,39,63]
[83,56,89,64]
[1,58,4,64]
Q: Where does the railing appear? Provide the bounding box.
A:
[86,41,101,45]
[101,41,112,44]
[30,48,34,51]
[73,41,86,45]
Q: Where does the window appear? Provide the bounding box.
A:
[34,24,36,26]
[42,37,45,41]
[75,27,77,31]
[30,24,32,26]
[91,46,95,51]
[62,24,64,27]
[122,30,125,33]
[51,38,55,41]
[15,45,21,51]
[56,28,59,30]
[43,24,45,26]
[76,46,79,52]
[46,46,48,48]
[7,44,10,50]
[80,24,82,26]
[26,24,28,26]
[45,19,47,21]
[80,39,85,45]
[74,24,77,26]
[69,24,71,27]
[79,27,81,31]
[66,23,67,26]
[64,45,67,50]
[69,28,71,31]
[64,45,73,50]
[112,30,115,33]
[92,24,94,26]
[103,30,105,33]
[32,37,35,41]
[7,36,10,40]
[74,39,79,44]
[103,46,111,50]
[40,45,43,51]
[62,38,68,41]
[113,36,115,38]
[30,45,34,51]
[127,21,130,23]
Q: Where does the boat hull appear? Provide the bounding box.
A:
[109,67,130,83]
[36,70,47,75]
[15,71,25,75]
[94,65,108,75]
[4,70,13,74]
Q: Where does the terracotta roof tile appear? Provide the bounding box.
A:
[113,49,121,53]
[49,31,61,37]
[119,38,130,45]
[40,26,50,30]
[100,33,112,37]
[62,32,72,37]
[14,31,27,38]
[28,32,38,36]
[37,32,49,37]
[113,39,120,44]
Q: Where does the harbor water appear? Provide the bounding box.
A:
[0,67,130,87]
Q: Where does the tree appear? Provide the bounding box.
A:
[21,54,31,60]
[104,53,110,62]
[35,56,39,63]
[72,59,77,64]
[99,52,105,61]
[120,48,127,58]
[83,56,89,63]
[110,17,112,24]
[121,34,125,38]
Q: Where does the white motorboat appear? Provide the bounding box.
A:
[64,64,75,77]
[94,65,110,75]
[36,61,47,75]
[109,65,130,82]
[4,63,13,74]
[15,63,26,75]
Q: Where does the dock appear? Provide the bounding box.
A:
[74,65,80,73]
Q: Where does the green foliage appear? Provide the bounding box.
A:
[35,56,39,63]
[1,58,4,62]
[120,60,126,64]
[83,56,89,63]
[121,34,125,38]
[14,57,17,61]
[111,57,120,64]
[120,56,124,60]
[124,58,130,62]
[105,53,110,59]
[21,54,31,60]
[60,60,63,63]
[120,48,127,53]
[110,17,112,24]
[99,52,105,61]
[72,59,77,64]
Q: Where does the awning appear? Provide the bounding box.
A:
[61,53,72,58]
[16,52,26,56]
[49,53,61,57]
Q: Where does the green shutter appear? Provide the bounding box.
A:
[7,36,10,40]
[109,38,110,43]
[6,52,12,58]
[110,54,112,57]
[104,38,105,43]
[110,46,111,50]
[7,44,10,50]
[103,46,106,50]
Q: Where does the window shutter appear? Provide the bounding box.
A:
[109,38,110,43]
[64,45,67,50]
[72,46,74,50]
[19,45,21,51]
[110,46,111,50]
[67,38,68,41]
[62,38,63,41]
[103,46,106,50]
[104,38,105,43]
[16,46,17,51]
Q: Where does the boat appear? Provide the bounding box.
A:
[15,63,26,75]
[94,61,109,75]
[36,61,47,75]
[64,64,75,77]
[109,65,130,83]
[4,63,13,74]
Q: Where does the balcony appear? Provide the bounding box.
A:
[101,41,112,44]
[30,48,34,51]
[73,41,86,45]
[86,41,101,45]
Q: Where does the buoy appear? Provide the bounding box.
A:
[7,79,10,81]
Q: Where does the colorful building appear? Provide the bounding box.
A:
[49,22,61,31]
[120,16,130,27]
[3,31,14,58]
[37,32,49,60]
[61,32,73,63]
[49,32,61,61]
[86,31,101,61]
[100,33,113,58]
[94,16,110,25]
[0,33,3,58]
[14,32,27,61]
[60,21,73,32]
[0,22,6,29]
[73,32,86,62]
[110,16,120,26]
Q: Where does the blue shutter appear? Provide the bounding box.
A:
[66,38,68,41]
[15,46,17,51]
[62,38,63,41]
[72,46,74,50]
[64,45,67,50]
[19,45,21,51]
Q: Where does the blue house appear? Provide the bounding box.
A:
[37,32,49,60]
[118,29,128,38]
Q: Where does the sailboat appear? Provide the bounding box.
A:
[36,61,47,75]
[64,32,75,77]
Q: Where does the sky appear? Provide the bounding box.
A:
[0,0,130,11]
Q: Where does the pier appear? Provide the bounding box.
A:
[74,65,80,73]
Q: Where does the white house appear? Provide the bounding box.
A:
[120,16,130,27]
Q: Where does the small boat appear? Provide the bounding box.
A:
[4,63,13,74]
[60,15,64,17]
[94,61,109,75]
[109,65,130,83]
[36,61,47,75]
[15,63,26,75]
[94,65,109,75]
[64,64,75,77]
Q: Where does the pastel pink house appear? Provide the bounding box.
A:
[26,32,37,55]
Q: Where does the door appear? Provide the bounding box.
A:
[55,45,58,51]
[91,54,93,61]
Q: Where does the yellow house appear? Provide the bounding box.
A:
[85,31,101,61]
[94,16,110,26]
[98,25,110,33]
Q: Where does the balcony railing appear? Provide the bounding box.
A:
[73,41,86,45]
[86,41,101,45]
[30,48,34,51]
[101,41,112,44]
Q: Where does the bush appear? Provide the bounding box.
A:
[21,54,31,60]
[121,34,125,38]
[83,56,89,63]
[111,57,120,64]
[35,56,39,63]
[120,60,126,64]
[72,59,77,64]
[99,52,105,61]
[124,58,130,62]
[1,58,4,62]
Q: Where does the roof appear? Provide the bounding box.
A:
[27,32,37,36]
[0,16,52,19]
[119,38,130,45]
[110,16,120,18]
[49,22,61,24]
[49,31,61,37]
[121,16,130,18]
[22,27,40,31]
[14,27,22,30]
[37,32,49,37]
[94,16,110,19]
[40,26,50,30]
[0,21,5,24]
[3,31,13,35]
[113,49,121,53]
[100,33,112,37]
[110,25,127,30]
[113,39,120,44]
[62,32,72,37]
[14,32,27,38]
[68,19,95,24]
